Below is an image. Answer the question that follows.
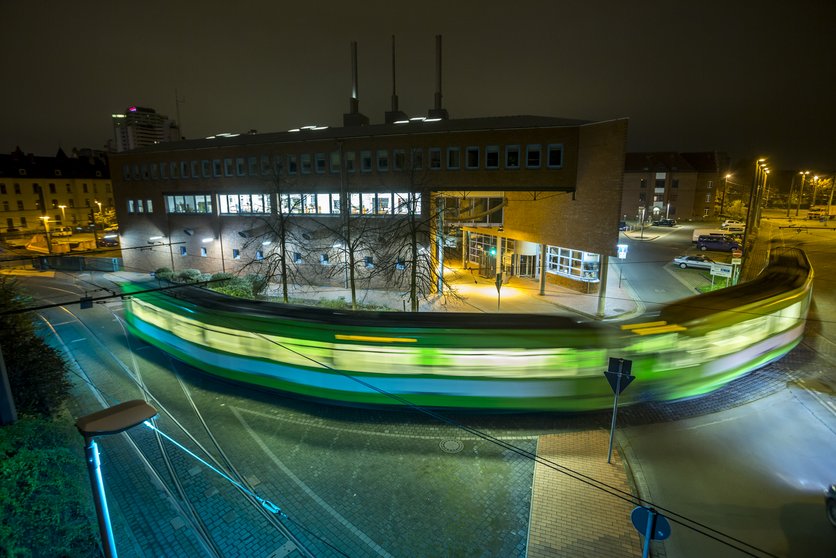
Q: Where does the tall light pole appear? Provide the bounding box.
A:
[742,157,766,268]
[58,204,67,223]
[719,173,732,216]
[39,216,53,254]
[796,171,809,216]
[810,175,820,207]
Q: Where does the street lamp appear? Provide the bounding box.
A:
[741,157,767,274]
[796,171,810,216]
[76,400,158,558]
[719,173,732,215]
[811,175,820,207]
[39,216,53,254]
[58,204,67,223]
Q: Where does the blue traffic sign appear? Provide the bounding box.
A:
[604,371,634,394]
[631,506,671,541]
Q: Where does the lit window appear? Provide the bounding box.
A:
[180,246,187,256]
[232,248,241,260]
[200,247,208,257]
[256,250,264,260]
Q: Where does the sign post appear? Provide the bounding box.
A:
[631,506,671,558]
[605,357,634,463]
[495,272,502,311]
[616,244,628,287]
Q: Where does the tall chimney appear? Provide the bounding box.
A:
[385,35,409,124]
[427,34,449,120]
[343,41,369,127]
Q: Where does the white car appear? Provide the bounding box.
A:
[721,219,743,229]
[673,255,716,269]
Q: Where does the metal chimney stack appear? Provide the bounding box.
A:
[385,35,409,124]
[343,41,369,127]
[427,34,449,120]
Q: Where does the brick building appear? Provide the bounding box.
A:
[110,115,628,294]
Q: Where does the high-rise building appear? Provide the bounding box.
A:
[111,106,180,152]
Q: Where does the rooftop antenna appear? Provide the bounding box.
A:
[343,41,369,127]
[385,35,409,124]
[427,35,449,120]
[175,88,186,139]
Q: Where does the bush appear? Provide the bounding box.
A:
[0,417,99,557]
[210,276,254,298]
[175,269,202,283]
[244,274,268,296]
[154,267,174,281]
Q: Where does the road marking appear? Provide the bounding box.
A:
[70,338,87,343]
[230,406,395,558]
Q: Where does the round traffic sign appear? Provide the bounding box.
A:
[631,506,671,541]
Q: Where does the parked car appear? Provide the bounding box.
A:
[673,255,715,269]
[696,235,741,252]
[652,218,676,227]
[721,219,743,229]
[725,226,745,234]
[52,226,73,237]
[97,235,120,248]
[618,221,628,231]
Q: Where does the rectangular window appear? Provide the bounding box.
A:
[48,183,56,194]
[287,194,303,214]
[146,199,153,213]
[300,154,312,174]
[191,161,199,178]
[201,247,208,257]
[287,155,297,175]
[213,160,222,177]
[526,144,541,168]
[545,246,599,282]
[136,199,145,213]
[485,146,499,169]
[320,253,329,265]
[316,193,332,214]
[150,164,159,180]
[248,157,258,176]
[393,149,405,171]
[236,158,246,176]
[256,250,264,261]
[121,165,130,181]
[361,193,375,214]
[361,151,372,173]
[315,153,326,174]
[345,151,356,173]
[165,194,214,214]
[376,192,392,214]
[232,248,241,260]
[14,184,20,194]
[180,246,187,256]
[466,146,479,169]
[261,155,271,175]
[224,158,234,176]
[505,145,520,169]
[159,163,167,179]
[447,147,460,169]
[330,151,341,173]
[128,200,135,214]
[350,193,361,214]
[411,148,423,170]
[0,184,5,194]
[377,149,389,172]
[547,144,563,168]
[170,162,179,179]
[218,194,272,214]
[331,194,341,214]
[293,252,302,264]
[429,148,441,169]
[180,161,189,178]
[364,256,374,269]
[201,160,210,178]
[141,164,149,179]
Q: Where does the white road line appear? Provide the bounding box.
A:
[230,406,395,558]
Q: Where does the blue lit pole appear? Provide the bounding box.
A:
[76,400,158,558]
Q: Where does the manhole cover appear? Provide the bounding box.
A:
[439,439,464,453]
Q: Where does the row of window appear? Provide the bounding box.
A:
[122,144,565,181]
[129,192,424,216]
[639,178,680,189]
[5,168,103,178]
[2,198,108,212]
[0,182,109,195]
[179,245,390,270]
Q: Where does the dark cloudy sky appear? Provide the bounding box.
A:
[2,0,834,171]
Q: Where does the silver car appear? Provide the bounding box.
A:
[673,255,715,269]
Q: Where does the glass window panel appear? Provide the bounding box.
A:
[526,144,541,168]
[486,146,499,169]
[361,193,376,214]
[301,154,311,174]
[315,153,326,174]
[331,194,341,214]
[345,151,355,173]
[376,192,392,214]
[506,145,520,169]
[447,147,460,169]
[330,151,341,173]
[411,148,423,170]
[350,193,361,214]
[280,194,290,214]
[316,194,331,214]
[240,194,253,213]
[303,194,317,213]
[394,193,409,214]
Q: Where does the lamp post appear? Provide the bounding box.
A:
[91,201,102,248]
[741,157,766,271]
[719,173,731,215]
[810,175,820,207]
[796,171,809,216]
[58,204,67,223]
[40,216,53,254]
[76,400,158,558]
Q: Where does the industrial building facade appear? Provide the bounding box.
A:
[110,115,627,294]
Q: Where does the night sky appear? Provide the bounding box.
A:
[2,0,834,171]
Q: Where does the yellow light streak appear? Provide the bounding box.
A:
[334,334,418,343]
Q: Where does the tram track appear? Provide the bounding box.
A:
[31,284,318,558]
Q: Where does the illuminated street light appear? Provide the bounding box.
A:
[58,204,67,222]
[76,400,158,558]
[796,171,810,216]
[39,215,53,254]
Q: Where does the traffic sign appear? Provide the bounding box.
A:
[631,507,671,541]
[605,371,635,394]
[731,249,743,258]
[710,263,733,278]
[617,244,628,260]
[608,357,632,375]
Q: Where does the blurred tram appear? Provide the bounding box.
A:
[122,247,813,411]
